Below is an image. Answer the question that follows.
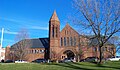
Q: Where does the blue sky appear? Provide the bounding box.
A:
[0,0,76,47]
[0,0,120,56]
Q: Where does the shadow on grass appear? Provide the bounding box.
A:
[46,62,120,70]
[96,63,120,70]
[46,62,93,70]
[73,62,120,70]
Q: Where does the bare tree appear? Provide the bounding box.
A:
[74,48,84,62]
[75,35,89,62]
[72,0,120,64]
[12,28,31,60]
[50,50,61,62]
[51,50,57,60]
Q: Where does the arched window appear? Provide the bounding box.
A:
[61,37,63,46]
[70,37,73,46]
[52,25,54,38]
[74,37,76,46]
[64,37,66,46]
[67,37,69,46]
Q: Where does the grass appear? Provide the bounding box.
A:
[0,61,120,70]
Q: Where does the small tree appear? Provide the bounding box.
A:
[50,50,61,62]
[73,0,120,64]
[74,49,84,62]
[13,28,31,60]
[51,50,57,60]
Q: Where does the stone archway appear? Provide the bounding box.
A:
[63,50,75,59]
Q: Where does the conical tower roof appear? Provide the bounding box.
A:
[49,10,59,21]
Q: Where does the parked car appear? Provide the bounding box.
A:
[5,60,14,63]
[15,60,28,63]
[80,59,85,62]
[62,58,73,63]
[32,59,47,63]
[82,57,98,62]
[107,57,120,61]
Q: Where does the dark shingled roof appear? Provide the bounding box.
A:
[30,38,49,48]
[11,38,49,48]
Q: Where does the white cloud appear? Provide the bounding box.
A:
[0,30,18,35]
[5,31,18,35]
[0,17,49,31]
[30,26,49,30]
[0,17,25,23]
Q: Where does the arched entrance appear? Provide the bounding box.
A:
[63,50,75,59]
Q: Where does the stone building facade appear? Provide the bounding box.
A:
[5,11,115,62]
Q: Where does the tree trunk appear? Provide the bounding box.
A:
[77,55,80,62]
[99,46,102,64]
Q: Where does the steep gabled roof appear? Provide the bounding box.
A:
[11,38,49,48]
[61,23,80,35]
[49,10,59,22]
[30,38,49,48]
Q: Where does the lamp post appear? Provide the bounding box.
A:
[0,28,4,61]
[0,28,4,49]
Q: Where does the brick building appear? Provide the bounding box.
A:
[5,11,115,62]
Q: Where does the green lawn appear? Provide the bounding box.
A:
[0,61,120,70]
